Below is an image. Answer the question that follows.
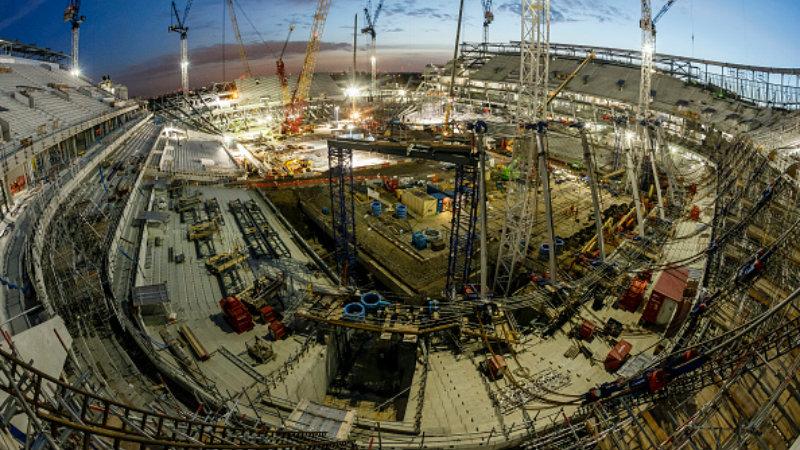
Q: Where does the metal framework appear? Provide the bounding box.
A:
[445,162,480,300]
[324,139,478,297]
[493,0,551,296]
[638,0,655,119]
[0,347,353,448]
[461,41,800,109]
[168,0,194,94]
[327,143,357,285]
[0,39,69,64]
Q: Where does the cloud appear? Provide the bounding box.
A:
[115,39,450,97]
[497,0,629,23]
[382,0,455,21]
[0,0,47,31]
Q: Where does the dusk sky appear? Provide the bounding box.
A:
[1,0,799,97]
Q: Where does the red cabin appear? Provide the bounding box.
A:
[642,267,689,325]
[605,340,632,372]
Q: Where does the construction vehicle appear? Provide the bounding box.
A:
[219,296,254,333]
[175,194,201,212]
[260,306,287,340]
[206,251,247,274]
[282,0,332,134]
[283,158,312,176]
[246,336,275,363]
[187,220,219,240]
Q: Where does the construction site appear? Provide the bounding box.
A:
[0,0,799,449]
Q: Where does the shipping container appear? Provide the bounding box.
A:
[402,188,438,218]
[642,267,689,325]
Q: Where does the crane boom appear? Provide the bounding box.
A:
[292,0,332,104]
[226,0,252,78]
[653,0,678,25]
[545,51,594,107]
[277,24,295,106]
[282,0,331,134]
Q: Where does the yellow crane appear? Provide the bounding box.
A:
[283,0,332,134]
[544,51,595,110]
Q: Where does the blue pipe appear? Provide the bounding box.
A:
[343,302,366,321]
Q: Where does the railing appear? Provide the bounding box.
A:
[0,347,354,448]
[460,41,800,110]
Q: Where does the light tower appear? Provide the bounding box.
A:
[63,1,85,76]
[169,0,194,94]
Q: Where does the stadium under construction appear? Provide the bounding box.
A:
[0,0,799,449]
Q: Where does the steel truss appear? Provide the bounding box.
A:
[445,162,480,300]
[460,41,800,110]
[327,143,357,285]
[493,0,550,296]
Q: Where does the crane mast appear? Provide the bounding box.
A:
[361,0,384,100]
[169,0,194,94]
[481,0,494,56]
[63,0,85,75]
[226,0,252,78]
[493,0,551,295]
[638,0,655,119]
[637,0,680,226]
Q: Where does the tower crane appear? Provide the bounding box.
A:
[361,0,384,100]
[481,0,494,55]
[282,0,332,134]
[226,0,252,78]
[636,0,679,225]
[63,0,85,76]
[276,24,295,107]
[442,0,466,136]
[638,0,678,118]
[494,0,552,295]
[169,0,194,94]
